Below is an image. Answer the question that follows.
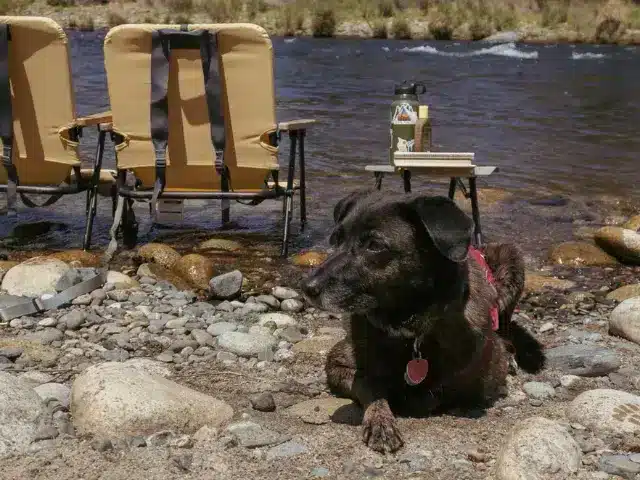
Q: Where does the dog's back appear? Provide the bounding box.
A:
[481,242,545,373]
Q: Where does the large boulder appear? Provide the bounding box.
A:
[594,226,640,265]
[0,371,48,458]
[70,361,233,438]
[1,257,71,297]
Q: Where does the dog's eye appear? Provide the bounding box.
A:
[366,238,387,252]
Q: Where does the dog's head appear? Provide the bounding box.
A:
[302,190,475,337]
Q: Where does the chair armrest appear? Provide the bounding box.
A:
[278,119,316,132]
[76,110,113,127]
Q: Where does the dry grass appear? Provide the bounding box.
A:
[0,0,635,43]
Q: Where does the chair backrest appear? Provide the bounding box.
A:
[103,23,280,191]
[0,16,80,186]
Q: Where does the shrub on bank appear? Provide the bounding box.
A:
[391,16,411,39]
[312,8,336,37]
[371,18,388,38]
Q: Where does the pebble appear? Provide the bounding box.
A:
[209,270,243,300]
[265,440,308,460]
[258,313,297,328]
[207,322,237,336]
[560,375,582,389]
[271,286,299,300]
[523,381,556,400]
[545,344,621,376]
[539,322,555,333]
[249,392,276,412]
[217,332,277,358]
[226,421,288,448]
[62,310,87,331]
[280,299,304,313]
[278,326,304,343]
[190,329,214,346]
[38,317,57,327]
[255,295,280,309]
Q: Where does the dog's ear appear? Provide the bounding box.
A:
[408,195,474,263]
[333,189,373,224]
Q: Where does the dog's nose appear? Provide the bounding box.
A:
[301,276,322,298]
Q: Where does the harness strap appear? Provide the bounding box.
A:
[149,27,225,221]
[0,269,107,322]
[468,245,499,331]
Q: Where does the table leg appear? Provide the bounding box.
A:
[402,169,412,193]
[468,176,483,247]
[448,177,457,200]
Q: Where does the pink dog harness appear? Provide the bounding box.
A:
[468,246,500,332]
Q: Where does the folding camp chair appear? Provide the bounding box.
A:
[100,23,314,260]
[0,16,112,250]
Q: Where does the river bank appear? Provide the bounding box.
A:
[8,0,640,44]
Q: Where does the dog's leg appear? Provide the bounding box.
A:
[325,339,404,453]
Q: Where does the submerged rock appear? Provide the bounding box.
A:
[173,254,215,290]
[548,241,617,267]
[594,226,640,265]
[136,243,181,270]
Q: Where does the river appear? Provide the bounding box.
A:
[2,32,639,262]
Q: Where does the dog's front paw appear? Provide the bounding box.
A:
[362,400,404,453]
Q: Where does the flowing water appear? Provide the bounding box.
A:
[1,33,639,263]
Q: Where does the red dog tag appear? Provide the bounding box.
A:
[405,358,429,386]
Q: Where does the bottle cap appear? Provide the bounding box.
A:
[419,105,428,119]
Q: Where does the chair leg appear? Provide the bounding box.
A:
[374,172,384,190]
[221,172,230,226]
[83,127,107,251]
[468,176,483,247]
[298,130,307,230]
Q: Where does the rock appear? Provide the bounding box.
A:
[549,241,617,267]
[481,30,520,43]
[607,284,640,302]
[1,257,71,297]
[190,329,214,346]
[255,295,280,309]
[106,271,139,289]
[173,254,215,290]
[206,322,237,336]
[139,263,192,291]
[278,326,303,343]
[284,398,355,425]
[0,346,23,360]
[560,375,582,389]
[281,299,304,313]
[226,421,287,448]
[196,238,242,252]
[495,416,581,480]
[34,383,71,409]
[70,361,233,438]
[566,389,640,435]
[599,454,640,479]
[61,310,87,330]
[240,303,268,315]
[209,270,243,300]
[594,227,640,265]
[622,215,640,232]
[48,249,101,267]
[271,286,299,300]
[217,332,277,358]
[525,273,576,293]
[0,339,58,366]
[523,382,556,400]
[0,371,48,457]
[610,297,640,345]
[545,344,620,377]
[121,358,173,378]
[250,392,276,412]
[292,336,340,355]
[54,268,83,292]
[539,322,555,333]
[258,313,297,328]
[266,440,308,460]
[136,243,181,270]
[290,251,328,267]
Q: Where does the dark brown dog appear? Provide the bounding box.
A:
[301,190,545,453]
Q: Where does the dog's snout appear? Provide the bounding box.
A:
[301,276,322,298]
